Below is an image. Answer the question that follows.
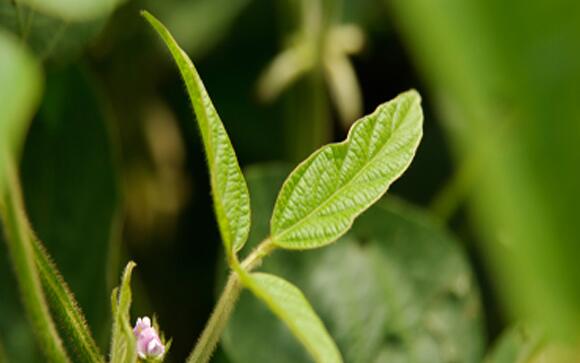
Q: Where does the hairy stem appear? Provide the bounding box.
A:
[0,161,70,363]
[186,238,275,363]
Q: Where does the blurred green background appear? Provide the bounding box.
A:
[1,0,579,362]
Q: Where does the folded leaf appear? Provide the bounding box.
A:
[242,272,342,363]
[271,90,423,249]
[109,262,137,363]
[142,11,251,258]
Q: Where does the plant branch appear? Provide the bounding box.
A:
[186,238,275,363]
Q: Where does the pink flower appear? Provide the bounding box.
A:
[133,317,165,359]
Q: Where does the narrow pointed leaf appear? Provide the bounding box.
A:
[242,272,343,363]
[33,237,105,363]
[109,262,137,363]
[271,90,423,249]
[142,11,251,257]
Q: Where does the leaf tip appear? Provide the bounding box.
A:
[404,88,422,103]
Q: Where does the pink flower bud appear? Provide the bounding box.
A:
[133,316,165,359]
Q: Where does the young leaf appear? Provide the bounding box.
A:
[109,262,137,363]
[142,11,251,259]
[33,236,105,363]
[224,166,485,363]
[270,90,423,249]
[242,272,343,363]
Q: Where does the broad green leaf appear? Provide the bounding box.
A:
[142,11,251,257]
[0,29,41,193]
[223,165,484,363]
[16,0,124,21]
[109,262,137,363]
[271,90,423,249]
[20,66,119,352]
[242,272,343,363]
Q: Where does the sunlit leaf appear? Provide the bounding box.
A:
[271,90,422,249]
[142,11,251,259]
[242,272,343,363]
[224,165,484,363]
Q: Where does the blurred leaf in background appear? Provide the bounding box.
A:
[17,0,126,21]
[0,26,42,363]
[18,65,119,349]
[222,165,485,363]
[0,0,123,62]
[391,0,580,342]
[143,0,252,58]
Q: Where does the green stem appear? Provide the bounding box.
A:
[0,161,70,363]
[186,238,275,363]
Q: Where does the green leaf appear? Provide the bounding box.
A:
[223,165,484,363]
[32,237,105,363]
[242,272,343,363]
[16,0,125,21]
[143,0,251,57]
[0,29,41,193]
[270,90,423,249]
[109,262,137,363]
[0,2,108,61]
[142,11,251,258]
